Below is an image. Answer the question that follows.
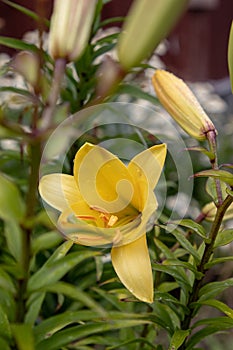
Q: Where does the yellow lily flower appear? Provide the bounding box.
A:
[39,142,167,302]
[152,70,217,141]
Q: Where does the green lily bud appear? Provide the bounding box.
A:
[228,21,233,93]
[11,51,39,87]
[117,0,188,70]
[49,0,96,62]
[152,70,217,141]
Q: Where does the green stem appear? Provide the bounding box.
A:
[16,59,66,322]
[179,193,233,349]
[41,58,67,130]
[17,142,42,322]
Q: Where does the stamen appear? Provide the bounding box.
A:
[99,213,110,224]
[90,205,108,214]
[107,215,118,227]
[76,215,97,221]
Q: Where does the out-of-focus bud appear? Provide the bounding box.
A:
[152,70,217,141]
[117,0,188,71]
[11,52,39,87]
[202,201,233,222]
[49,0,96,62]
[228,21,233,93]
[96,56,124,98]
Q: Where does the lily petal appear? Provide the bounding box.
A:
[73,142,139,214]
[111,235,153,303]
[39,174,81,211]
[128,144,167,210]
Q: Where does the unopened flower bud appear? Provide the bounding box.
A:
[11,52,39,87]
[228,21,233,93]
[49,0,96,62]
[117,0,188,70]
[152,70,217,141]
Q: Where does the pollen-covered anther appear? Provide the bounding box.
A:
[107,215,119,227]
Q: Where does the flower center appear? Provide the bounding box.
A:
[90,205,119,228]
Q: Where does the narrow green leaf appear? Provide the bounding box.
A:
[0,173,25,222]
[193,299,233,319]
[4,220,23,264]
[35,320,150,350]
[154,291,188,311]
[0,86,37,99]
[11,323,35,350]
[154,237,175,259]
[25,292,45,325]
[42,240,73,265]
[157,281,179,293]
[205,256,233,268]
[198,278,233,301]
[185,146,215,160]
[185,325,230,350]
[194,169,233,186]
[116,83,159,104]
[94,255,104,281]
[27,249,99,292]
[228,21,233,93]
[191,316,233,329]
[0,267,16,294]
[170,219,206,239]
[170,230,201,263]
[0,337,11,350]
[206,177,228,203]
[43,282,107,317]
[169,329,190,350]
[0,36,38,52]
[0,305,11,340]
[107,337,156,349]
[152,263,192,292]
[214,229,233,248]
[0,285,17,321]
[34,310,147,344]
[164,259,203,279]
[31,231,63,253]
[1,0,49,26]
[91,287,125,311]
[151,303,180,333]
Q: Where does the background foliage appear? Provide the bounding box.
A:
[0,1,233,349]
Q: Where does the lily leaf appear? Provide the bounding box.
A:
[0,173,25,222]
[214,229,233,248]
[1,0,49,26]
[11,323,35,350]
[170,219,206,239]
[0,36,38,52]
[170,230,201,263]
[185,146,215,161]
[168,329,190,350]
[193,169,233,186]
[198,278,233,301]
[192,299,233,319]
[205,177,228,203]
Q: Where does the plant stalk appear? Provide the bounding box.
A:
[179,193,233,349]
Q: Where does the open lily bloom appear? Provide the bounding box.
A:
[39,142,166,302]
